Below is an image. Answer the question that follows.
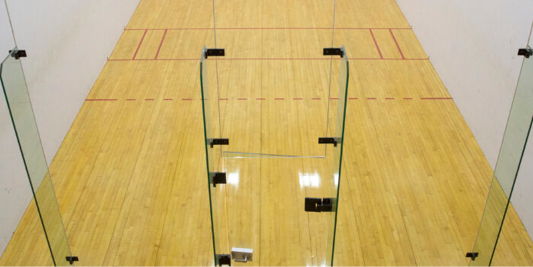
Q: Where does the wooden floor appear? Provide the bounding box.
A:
[2,0,533,265]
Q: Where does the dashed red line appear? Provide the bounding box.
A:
[330,97,339,100]
[145,98,155,101]
[421,97,453,100]
[163,98,173,101]
[219,98,228,101]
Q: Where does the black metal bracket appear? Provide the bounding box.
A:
[466,252,479,261]
[217,254,231,266]
[209,138,229,148]
[518,46,532,58]
[210,172,227,187]
[66,256,79,265]
[323,47,344,58]
[205,48,225,58]
[305,197,335,212]
[318,137,341,147]
[9,49,27,60]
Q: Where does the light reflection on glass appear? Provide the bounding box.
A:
[334,173,339,187]
[227,171,240,188]
[299,171,321,188]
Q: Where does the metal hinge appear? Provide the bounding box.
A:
[205,48,225,58]
[518,46,532,58]
[318,137,341,147]
[466,252,479,261]
[209,138,229,148]
[305,197,335,212]
[9,49,27,60]
[217,254,231,266]
[323,47,344,58]
[210,172,226,187]
[66,256,79,265]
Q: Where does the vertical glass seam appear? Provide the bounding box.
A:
[330,52,349,267]
[200,55,218,266]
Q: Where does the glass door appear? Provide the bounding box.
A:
[1,49,75,266]
[201,46,349,266]
[469,41,533,265]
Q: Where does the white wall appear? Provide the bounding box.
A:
[396,0,533,237]
[0,0,139,256]
[0,2,29,256]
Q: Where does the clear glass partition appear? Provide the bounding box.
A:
[201,46,349,266]
[469,41,533,265]
[1,50,73,266]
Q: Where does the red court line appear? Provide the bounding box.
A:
[389,29,405,60]
[218,57,332,61]
[125,27,413,31]
[85,97,454,102]
[108,57,429,62]
[352,58,430,61]
[154,29,168,60]
[86,99,118,101]
[369,29,383,59]
[132,30,148,60]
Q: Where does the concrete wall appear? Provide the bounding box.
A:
[396,0,533,237]
[0,0,139,256]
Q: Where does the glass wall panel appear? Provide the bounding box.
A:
[1,49,73,266]
[326,46,349,266]
[201,47,228,266]
[201,44,349,266]
[470,43,533,266]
